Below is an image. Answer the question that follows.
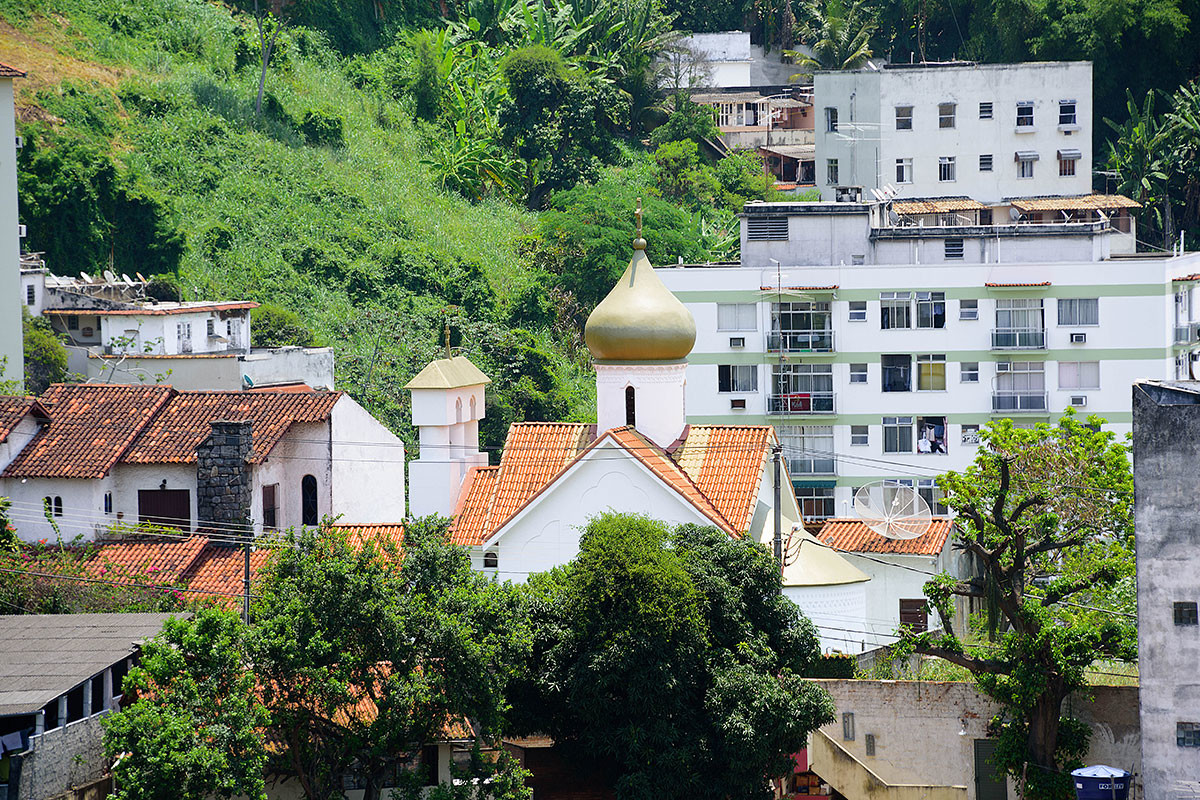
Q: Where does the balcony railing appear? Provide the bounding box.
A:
[991,328,1046,349]
[767,330,835,353]
[992,391,1049,412]
[1175,322,1200,344]
[768,393,836,415]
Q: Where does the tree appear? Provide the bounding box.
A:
[512,513,834,800]
[250,303,322,348]
[103,609,269,800]
[648,94,721,147]
[901,414,1136,799]
[1105,90,1170,246]
[788,0,875,75]
[252,519,530,800]
[22,310,67,394]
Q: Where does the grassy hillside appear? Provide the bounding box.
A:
[0,0,608,451]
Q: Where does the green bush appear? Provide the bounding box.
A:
[251,304,322,348]
[808,653,857,679]
[299,109,345,147]
[144,276,182,302]
[649,93,721,147]
[23,312,67,394]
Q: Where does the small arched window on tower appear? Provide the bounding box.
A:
[483,550,498,569]
[301,475,318,526]
[625,385,636,426]
[469,394,477,420]
[456,397,463,424]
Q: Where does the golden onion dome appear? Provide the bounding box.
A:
[584,209,696,362]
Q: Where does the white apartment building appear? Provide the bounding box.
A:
[814,61,1093,203]
[0,64,23,385]
[658,200,1200,519]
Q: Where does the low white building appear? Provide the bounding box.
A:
[0,384,405,542]
[18,265,334,391]
[814,61,1093,203]
[657,199,1200,518]
[430,226,871,651]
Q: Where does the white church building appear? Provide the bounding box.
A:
[405,222,870,651]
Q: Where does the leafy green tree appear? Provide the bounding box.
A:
[513,513,834,800]
[649,94,721,147]
[1105,90,1170,245]
[253,519,530,800]
[901,414,1136,799]
[23,310,67,394]
[652,139,719,208]
[712,149,777,209]
[103,609,269,800]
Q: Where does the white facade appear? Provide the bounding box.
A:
[659,202,1200,517]
[814,62,1093,203]
[0,77,21,385]
[409,373,489,519]
[595,362,688,448]
[0,394,405,542]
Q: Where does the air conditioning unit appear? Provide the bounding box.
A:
[730,398,747,410]
[16,224,25,238]
[729,337,745,348]
[1070,332,1087,343]
[14,135,22,149]
[1069,395,1087,407]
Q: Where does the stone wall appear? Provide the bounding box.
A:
[14,714,108,800]
[811,679,1141,800]
[196,419,252,539]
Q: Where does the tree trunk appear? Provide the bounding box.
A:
[1027,681,1066,780]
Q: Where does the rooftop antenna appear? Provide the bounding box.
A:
[853,481,932,539]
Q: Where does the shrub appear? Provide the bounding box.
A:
[251,304,321,348]
[808,653,857,679]
[144,276,182,302]
[299,108,345,147]
[649,93,721,147]
[23,311,67,394]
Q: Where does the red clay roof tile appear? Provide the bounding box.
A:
[0,397,48,444]
[2,385,174,478]
[485,423,591,534]
[676,425,772,533]
[122,391,341,464]
[816,517,954,556]
[0,63,26,78]
[450,467,499,546]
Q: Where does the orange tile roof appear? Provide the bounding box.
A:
[86,535,209,584]
[450,467,500,546]
[0,63,26,78]
[676,426,772,533]
[451,421,778,544]
[1173,274,1200,282]
[3,385,174,478]
[984,281,1052,287]
[246,382,315,393]
[330,523,406,552]
[122,391,341,464]
[816,517,954,556]
[485,423,591,534]
[604,427,734,535]
[1009,194,1141,212]
[180,543,272,603]
[0,397,48,444]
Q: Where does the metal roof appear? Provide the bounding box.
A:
[0,613,183,716]
[1009,194,1142,211]
[892,197,986,215]
[404,356,492,390]
[760,144,815,159]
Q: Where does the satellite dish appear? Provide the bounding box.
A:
[888,209,901,226]
[135,272,147,282]
[853,481,932,540]
[103,269,117,283]
[79,272,93,284]
[870,187,885,201]
[121,273,134,285]
[242,374,255,389]
[1009,206,1021,222]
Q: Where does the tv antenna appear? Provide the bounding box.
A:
[852,481,932,540]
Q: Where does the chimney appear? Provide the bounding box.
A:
[196,420,253,543]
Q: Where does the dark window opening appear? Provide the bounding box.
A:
[842,712,855,741]
[25,284,34,305]
[1175,601,1198,626]
[43,699,59,730]
[421,745,439,786]
[900,599,928,632]
[625,386,636,427]
[301,475,319,526]
[104,492,113,514]
[53,496,63,517]
[262,483,279,530]
[483,551,498,569]
[91,673,105,713]
[66,683,85,723]
[1179,722,1200,747]
[881,355,912,392]
[111,659,129,702]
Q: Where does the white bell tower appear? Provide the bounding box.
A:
[405,336,490,518]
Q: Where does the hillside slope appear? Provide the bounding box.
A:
[0,0,600,451]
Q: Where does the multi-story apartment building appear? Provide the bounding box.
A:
[657,200,1200,520]
[814,61,1093,203]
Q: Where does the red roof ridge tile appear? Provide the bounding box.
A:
[816,516,954,556]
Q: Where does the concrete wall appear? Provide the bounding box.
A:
[0,476,113,542]
[1132,381,1200,798]
[14,713,109,800]
[811,680,1141,800]
[0,79,20,386]
[330,395,406,524]
[82,347,334,391]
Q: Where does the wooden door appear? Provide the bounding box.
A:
[137,489,191,530]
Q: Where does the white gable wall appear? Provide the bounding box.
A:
[481,442,717,581]
[330,395,406,523]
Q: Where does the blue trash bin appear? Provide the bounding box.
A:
[1071,765,1130,800]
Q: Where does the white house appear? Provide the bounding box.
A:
[814,61,1093,203]
[657,199,1200,519]
[814,517,964,651]
[19,264,334,391]
[0,384,405,542]
[429,224,870,651]
[0,62,24,386]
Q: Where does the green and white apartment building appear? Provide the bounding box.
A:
[657,198,1200,521]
